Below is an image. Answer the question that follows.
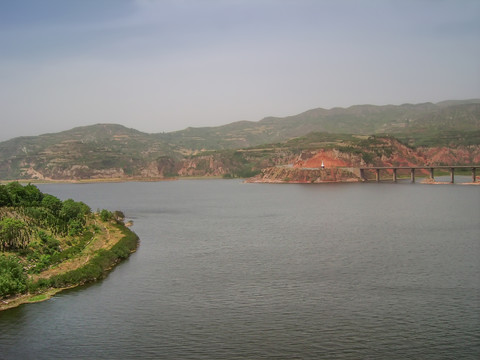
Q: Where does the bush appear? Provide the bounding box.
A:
[68,219,84,236]
[100,209,113,222]
[27,277,51,293]
[38,230,60,254]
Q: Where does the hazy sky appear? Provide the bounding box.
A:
[1,0,479,141]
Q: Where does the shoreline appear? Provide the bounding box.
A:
[0,175,227,185]
[3,175,478,185]
[0,287,75,311]
[0,177,178,185]
[0,219,139,312]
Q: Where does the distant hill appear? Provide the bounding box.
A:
[154,99,480,149]
[0,100,479,180]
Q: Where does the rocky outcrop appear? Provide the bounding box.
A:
[248,140,480,184]
[26,165,127,181]
[419,145,480,165]
[248,166,361,183]
[177,156,227,177]
[293,150,360,168]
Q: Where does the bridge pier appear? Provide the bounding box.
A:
[357,166,478,184]
[360,168,365,181]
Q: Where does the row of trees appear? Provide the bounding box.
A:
[0,182,44,207]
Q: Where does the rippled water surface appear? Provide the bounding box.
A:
[1,180,479,359]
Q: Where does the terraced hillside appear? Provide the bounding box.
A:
[0,100,479,181]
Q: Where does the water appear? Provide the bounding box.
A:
[0,180,479,359]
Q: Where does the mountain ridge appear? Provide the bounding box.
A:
[1,100,479,181]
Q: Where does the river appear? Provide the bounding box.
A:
[0,180,479,359]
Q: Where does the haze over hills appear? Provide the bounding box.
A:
[155,99,480,149]
[0,100,479,181]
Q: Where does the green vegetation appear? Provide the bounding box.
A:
[394,129,480,147]
[0,254,27,297]
[0,100,478,180]
[0,182,138,302]
[28,223,138,293]
[28,294,48,302]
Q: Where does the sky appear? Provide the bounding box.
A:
[0,0,479,141]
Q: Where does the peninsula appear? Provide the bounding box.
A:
[0,182,139,311]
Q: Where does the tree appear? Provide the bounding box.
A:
[59,199,90,223]
[22,184,43,206]
[5,182,26,206]
[0,218,30,251]
[0,185,11,206]
[41,194,63,215]
[0,254,27,298]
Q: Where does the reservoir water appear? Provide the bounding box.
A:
[0,180,479,359]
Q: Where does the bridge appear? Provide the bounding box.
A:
[358,166,479,183]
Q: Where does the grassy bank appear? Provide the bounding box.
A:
[0,220,139,311]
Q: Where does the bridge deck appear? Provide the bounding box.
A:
[358,166,478,170]
[357,165,478,183]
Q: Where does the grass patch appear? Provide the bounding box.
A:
[28,294,48,302]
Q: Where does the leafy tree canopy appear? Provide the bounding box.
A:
[0,254,27,297]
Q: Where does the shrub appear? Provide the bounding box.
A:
[27,278,51,293]
[100,209,113,222]
[68,219,84,236]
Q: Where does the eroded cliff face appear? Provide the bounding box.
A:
[21,164,127,181]
[248,140,480,183]
[177,157,227,177]
[16,155,232,181]
[6,137,480,182]
[293,150,361,168]
[248,166,361,183]
[419,146,480,165]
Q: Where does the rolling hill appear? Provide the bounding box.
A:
[0,100,479,181]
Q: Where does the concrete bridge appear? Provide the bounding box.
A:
[358,166,479,183]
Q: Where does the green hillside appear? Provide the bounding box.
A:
[155,100,480,149]
[0,100,479,180]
